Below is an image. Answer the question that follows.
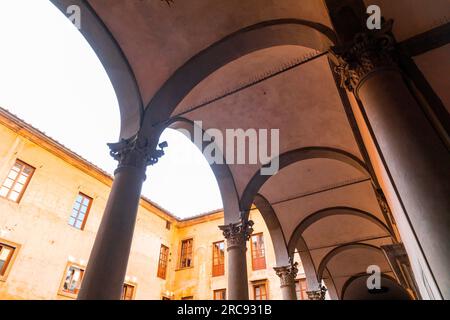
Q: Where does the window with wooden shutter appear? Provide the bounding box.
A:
[122,283,136,300]
[212,241,225,277]
[295,278,308,300]
[157,244,169,279]
[213,289,226,300]
[251,233,266,270]
[253,281,268,300]
[179,238,193,269]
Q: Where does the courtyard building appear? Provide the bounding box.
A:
[2,0,450,300]
[0,107,308,300]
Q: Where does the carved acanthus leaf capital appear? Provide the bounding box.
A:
[273,262,299,287]
[329,20,398,93]
[375,188,390,215]
[219,218,254,249]
[108,134,167,173]
[306,285,327,300]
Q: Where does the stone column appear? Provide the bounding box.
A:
[219,218,254,300]
[330,21,450,299]
[274,262,298,300]
[306,285,327,300]
[78,135,166,300]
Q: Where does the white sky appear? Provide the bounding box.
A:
[0,0,223,217]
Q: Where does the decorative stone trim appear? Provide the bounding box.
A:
[273,262,299,287]
[108,134,167,174]
[375,188,397,227]
[306,285,327,300]
[219,218,254,250]
[381,243,420,299]
[329,20,399,94]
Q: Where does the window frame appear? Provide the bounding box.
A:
[252,280,269,300]
[212,240,225,277]
[0,159,35,203]
[213,289,226,300]
[58,261,86,299]
[178,238,194,270]
[0,238,21,282]
[122,282,137,300]
[295,278,308,300]
[157,244,169,279]
[250,232,266,270]
[68,192,93,231]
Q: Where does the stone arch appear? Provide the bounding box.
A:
[341,273,413,300]
[165,117,240,223]
[50,0,143,139]
[141,19,336,133]
[317,243,385,281]
[296,235,322,293]
[252,194,290,266]
[240,147,371,214]
[287,206,395,256]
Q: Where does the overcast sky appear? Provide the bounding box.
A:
[0,0,223,217]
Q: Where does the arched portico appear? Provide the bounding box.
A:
[48,0,450,300]
[240,147,371,214]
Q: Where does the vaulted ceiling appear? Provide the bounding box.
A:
[50,0,449,299]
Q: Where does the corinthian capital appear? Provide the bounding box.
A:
[306,285,327,300]
[219,218,254,249]
[274,262,299,287]
[329,20,398,93]
[108,134,167,174]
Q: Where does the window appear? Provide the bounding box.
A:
[165,220,171,230]
[0,240,19,281]
[295,279,308,300]
[179,238,193,269]
[122,283,136,300]
[212,241,225,277]
[68,193,92,230]
[60,263,85,297]
[213,289,226,300]
[181,296,193,300]
[251,233,266,270]
[0,160,34,203]
[253,281,268,300]
[157,244,169,279]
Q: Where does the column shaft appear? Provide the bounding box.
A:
[77,166,144,300]
[357,69,450,298]
[227,245,250,300]
[77,134,165,300]
[331,24,450,298]
[220,219,254,300]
